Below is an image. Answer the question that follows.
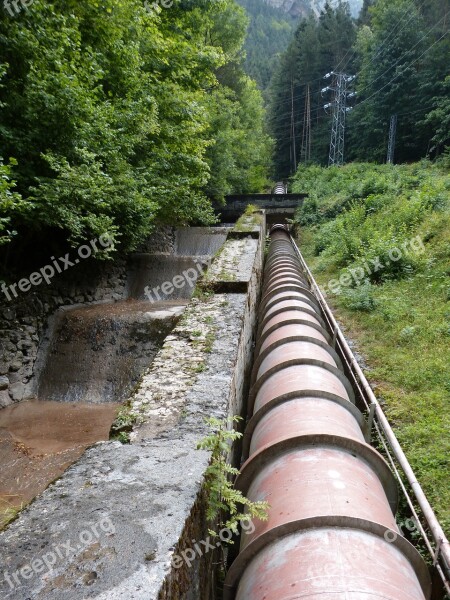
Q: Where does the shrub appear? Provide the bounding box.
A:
[294,162,444,283]
[347,231,424,283]
[338,281,377,312]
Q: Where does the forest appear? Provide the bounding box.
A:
[268,0,449,176]
[0,0,273,276]
[236,0,296,94]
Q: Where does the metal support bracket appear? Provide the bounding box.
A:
[365,403,376,444]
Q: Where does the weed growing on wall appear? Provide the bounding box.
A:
[197,416,269,538]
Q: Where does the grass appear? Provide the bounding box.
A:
[109,403,136,444]
[0,497,24,530]
[233,205,262,231]
[294,160,450,535]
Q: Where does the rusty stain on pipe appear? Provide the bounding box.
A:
[224,225,432,600]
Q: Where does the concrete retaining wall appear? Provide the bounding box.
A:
[0,258,128,407]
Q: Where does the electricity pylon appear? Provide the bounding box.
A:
[323,72,356,166]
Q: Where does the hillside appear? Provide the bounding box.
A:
[292,159,450,532]
[236,0,297,92]
[237,0,364,92]
[269,0,449,175]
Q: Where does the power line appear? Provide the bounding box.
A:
[268,0,441,110]
[333,0,425,77]
[349,0,434,77]
[269,2,448,164]
[268,105,327,134]
[268,5,446,126]
[269,36,444,140]
[397,103,440,118]
[358,0,427,73]
[270,65,442,141]
[267,85,329,124]
[355,12,448,99]
[353,28,448,112]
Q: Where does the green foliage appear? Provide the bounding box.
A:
[109,404,136,444]
[268,4,356,175]
[348,0,450,162]
[236,0,296,93]
[293,161,447,282]
[0,0,272,272]
[422,76,450,151]
[197,416,269,537]
[267,0,448,169]
[399,325,417,341]
[0,158,30,246]
[204,78,273,200]
[244,203,259,215]
[339,281,377,312]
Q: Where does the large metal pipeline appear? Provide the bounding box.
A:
[224,225,432,600]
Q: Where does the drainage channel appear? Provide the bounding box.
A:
[223,224,449,600]
[0,301,186,526]
[0,227,228,530]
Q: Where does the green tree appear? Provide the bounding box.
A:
[0,158,30,247]
[0,0,272,277]
[358,0,375,25]
[347,0,449,162]
[422,76,450,154]
[236,0,296,93]
[205,77,273,199]
[417,0,450,157]
[347,0,427,162]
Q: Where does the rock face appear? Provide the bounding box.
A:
[264,0,309,18]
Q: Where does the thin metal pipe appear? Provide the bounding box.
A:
[375,420,450,595]
[290,232,450,582]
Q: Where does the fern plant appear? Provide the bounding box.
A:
[197,416,269,538]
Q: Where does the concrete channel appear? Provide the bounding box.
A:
[0,214,265,599]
